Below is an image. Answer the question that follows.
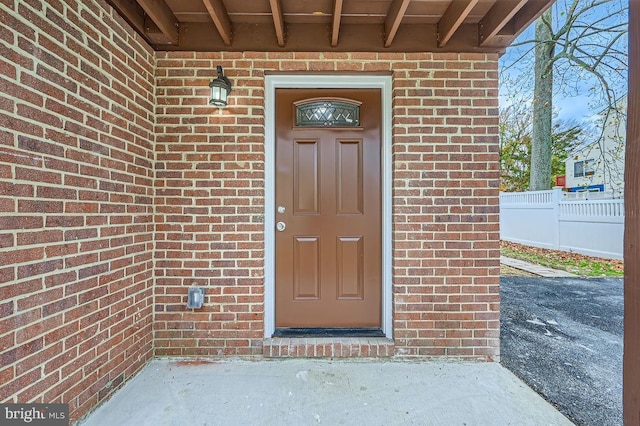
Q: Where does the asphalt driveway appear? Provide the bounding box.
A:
[500,276,623,425]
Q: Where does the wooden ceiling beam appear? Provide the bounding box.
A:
[167,22,507,54]
[384,0,411,48]
[505,0,556,43]
[437,0,478,48]
[106,0,171,45]
[136,0,179,45]
[478,0,527,47]
[106,0,146,35]
[269,0,286,47]
[202,0,232,46]
[331,0,344,47]
[107,0,550,52]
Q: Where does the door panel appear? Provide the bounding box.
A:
[337,236,364,299]
[293,236,320,300]
[275,88,382,328]
[294,140,319,214]
[337,139,363,214]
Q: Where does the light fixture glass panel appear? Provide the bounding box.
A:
[209,66,232,107]
[210,85,228,106]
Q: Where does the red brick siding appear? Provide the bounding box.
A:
[0,0,155,421]
[391,53,501,358]
[1,5,500,421]
[154,52,500,360]
[154,52,266,357]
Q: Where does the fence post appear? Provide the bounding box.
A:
[551,188,562,250]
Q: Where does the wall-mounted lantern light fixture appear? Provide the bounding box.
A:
[209,65,232,107]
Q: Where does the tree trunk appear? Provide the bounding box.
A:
[529,8,554,191]
[624,0,640,423]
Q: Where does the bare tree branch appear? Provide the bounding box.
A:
[500,0,628,191]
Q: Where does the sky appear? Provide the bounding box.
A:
[498,0,629,128]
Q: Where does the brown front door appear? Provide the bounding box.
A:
[275,88,382,328]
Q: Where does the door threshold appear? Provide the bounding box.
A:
[264,334,394,358]
[273,327,384,338]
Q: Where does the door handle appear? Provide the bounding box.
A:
[276,221,286,232]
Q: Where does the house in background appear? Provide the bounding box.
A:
[0,0,553,422]
[564,95,627,198]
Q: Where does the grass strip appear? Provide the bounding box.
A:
[501,247,623,277]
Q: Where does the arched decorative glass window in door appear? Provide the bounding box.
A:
[294,98,361,127]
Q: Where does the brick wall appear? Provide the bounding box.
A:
[154,52,500,359]
[0,0,155,421]
[0,2,500,420]
[154,52,266,356]
[391,53,501,358]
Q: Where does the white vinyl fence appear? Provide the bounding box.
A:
[500,188,624,260]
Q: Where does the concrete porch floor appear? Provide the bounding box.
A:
[79,359,572,426]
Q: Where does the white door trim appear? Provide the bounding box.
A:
[264,74,393,339]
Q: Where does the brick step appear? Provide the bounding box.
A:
[263,337,395,358]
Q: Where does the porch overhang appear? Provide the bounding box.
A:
[105,0,556,53]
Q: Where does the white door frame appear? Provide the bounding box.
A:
[264,74,393,339]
